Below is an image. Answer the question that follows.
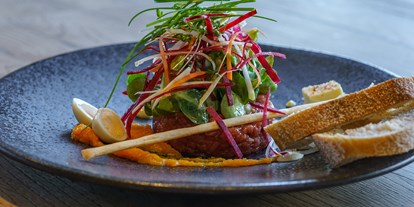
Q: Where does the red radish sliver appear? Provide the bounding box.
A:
[219,9,257,33]
[222,75,233,106]
[127,59,162,75]
[249,102,286,115]
[143,45,160,53]
[185,14,229,38]
[234,52,286,70]
[248,40,282,84]
[206,107,243,159]
[204,15,214,36]
[122,68,164,138]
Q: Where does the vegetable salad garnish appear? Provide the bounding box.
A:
[73,0,299,165]
[106,0,286,157]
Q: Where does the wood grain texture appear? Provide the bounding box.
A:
[1,0,414,206]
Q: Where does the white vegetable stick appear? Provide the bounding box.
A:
[81,101,326,160]
[234,45,255,100]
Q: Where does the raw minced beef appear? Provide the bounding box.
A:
[153,95,274,158]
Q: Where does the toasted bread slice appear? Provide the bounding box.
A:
[312,108,414,167]
[341,100,414,129]
[264,77,414,150]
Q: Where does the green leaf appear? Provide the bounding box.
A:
[231,72,250,104]
[254,15,277,22]
[258,69,277,94]
[220,92,246,119]
[126,73,146,85]
[247,28,259,41]
[128,7,174,26]
[144,102,153,116]
[170,55,186,71]
[156,9,163,18]
[152,97,180,116]
[174,89,209,124]
[256,55,277,93]
[126,74,146,102]
[265,55,274,66]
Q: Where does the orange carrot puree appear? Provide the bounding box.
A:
[71,123,277,167]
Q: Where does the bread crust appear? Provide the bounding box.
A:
[264,77,414,150]
[312,109,414,167]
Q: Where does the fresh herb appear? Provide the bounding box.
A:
[152,97,180,116]
[231,71,250,104]
[174,89,209,124]
[220,92,246,118]
[258,56,278,94]
[126,74,146,102]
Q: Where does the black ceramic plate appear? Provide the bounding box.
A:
[0,43,413,194]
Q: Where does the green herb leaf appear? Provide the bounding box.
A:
[126,74,146,102]
[231,72,250,104]
[174,89,209,124]
[258,56,278,94]
[247,28,259,41]
[152,97,180,116]
[220,92,246,118]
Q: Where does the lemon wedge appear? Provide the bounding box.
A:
[72,98,98,125]
[92,108,127,143]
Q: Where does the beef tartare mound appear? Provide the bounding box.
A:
[153,95,273,158]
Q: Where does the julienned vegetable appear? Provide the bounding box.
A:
[104,0,286,158]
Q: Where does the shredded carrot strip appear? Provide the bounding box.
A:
[151,62,163,72]
[187,37,196,50]
[159,38,170,84]
[167,71,206,90]
[225,31,241,80]
[226,53,232,80]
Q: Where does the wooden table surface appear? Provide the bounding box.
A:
[1,0,414,206]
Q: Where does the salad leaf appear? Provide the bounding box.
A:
[265,55,274,66]
[220,92,246,119]
[152,97,180,116]
[174,89,209,124]
[258,75,278,94]
[144,102,153,116]
[247,28,259,41]
[126,74,146,102]
[258,56,277,94]
[127,73,146,85]
[231,72,250,104]
[170,55,186,71]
